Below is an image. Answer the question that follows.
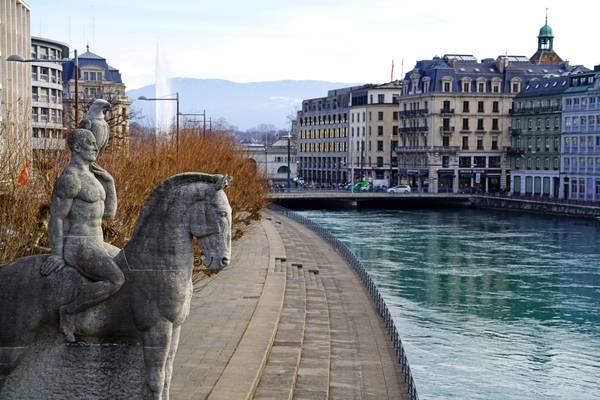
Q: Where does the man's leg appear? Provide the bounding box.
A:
[60,242,125,342]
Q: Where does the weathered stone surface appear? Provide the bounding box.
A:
[1,330,144,399]
[1,126,232,400]
[0,171,232,399]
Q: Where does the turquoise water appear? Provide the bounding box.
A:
[297,209,600,400]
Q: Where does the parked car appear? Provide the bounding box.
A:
[387,185,411,193]
[352,181,371,191]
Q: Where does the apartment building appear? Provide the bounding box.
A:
[296,86,362,186]
[347,82,402,187]
[30,36,69,155]
[509,76,570,197]
[0,0,31,180]
[560,68,600,201]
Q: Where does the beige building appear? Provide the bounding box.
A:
[0,0,31,181]
[242,136,297,187]
[62,46,130,150]
[348,82,402,187]
[396,54,576,193]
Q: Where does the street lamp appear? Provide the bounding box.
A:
[179,111,207,135]
[286,132,292,192]
[8,49,80,126]
[138,92,179,158]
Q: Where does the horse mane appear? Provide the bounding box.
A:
[131,172,222,238]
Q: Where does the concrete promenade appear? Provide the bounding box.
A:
[170,209,408,399]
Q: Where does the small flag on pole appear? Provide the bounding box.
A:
[17,160,30,187]
[391,59,395,81]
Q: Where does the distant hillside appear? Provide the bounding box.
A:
[127,79,362,131]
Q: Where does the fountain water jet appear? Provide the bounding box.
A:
[154,42,175,135]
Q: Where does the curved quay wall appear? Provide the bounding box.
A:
[270,204,420,400]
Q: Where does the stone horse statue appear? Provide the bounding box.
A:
[0,172,232,399]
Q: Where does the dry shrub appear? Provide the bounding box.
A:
[0,126,268,278]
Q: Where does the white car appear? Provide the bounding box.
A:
[387,185,411,193]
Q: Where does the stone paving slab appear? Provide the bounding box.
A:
[265,209,408,400]
[170,211,408,400]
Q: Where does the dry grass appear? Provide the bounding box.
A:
[0,126,268,280]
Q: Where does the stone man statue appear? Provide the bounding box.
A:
[40,128,124,342]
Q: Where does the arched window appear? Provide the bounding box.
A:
[277,166,289,174]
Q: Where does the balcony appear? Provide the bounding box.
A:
[504,146,524,155]
[440,126,455,134]
[398,109,429,117]
[440,108,455,114]
[433,146,460,153]
[395,146,429,153]
[399,126,429,133]
[510,105,561,115]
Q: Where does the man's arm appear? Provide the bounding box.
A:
[90,163,117,219]
[41,173,79,276]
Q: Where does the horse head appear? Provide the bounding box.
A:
[128,172,232,273]
[186,174,232,270]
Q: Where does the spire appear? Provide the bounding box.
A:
[545,7,548,25]
[86,43,90,52]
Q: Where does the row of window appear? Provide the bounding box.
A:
[457,156,502,168]
[566,177,600,199]
[563,135,600,154]
[513,136,560,153]
[458,117,500,131]
[514,157,560,170]
[32,87,62,104]
[513,116,560,130]
[404,77,516,95]
[367,93,400,104]
[461,136,500,150]
[82,71,104,81]
[513,98,560,111]
[299,127,347,140]
[513,176,555,196]
[564,94,600,110]
[299,157,346,169]
[563,114,600,132]
[300,142,348,153]
[31,45,64,60]
[32,66,61,84]
[31,107,62,123]
[562,157,600,173]
[298,113,348,126]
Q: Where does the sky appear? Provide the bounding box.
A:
[28,0,600,90]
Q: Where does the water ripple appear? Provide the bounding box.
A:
[299,208,600,400]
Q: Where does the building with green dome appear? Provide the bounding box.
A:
[530,14,563,65]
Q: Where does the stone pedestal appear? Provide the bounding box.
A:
[1,329,144,400]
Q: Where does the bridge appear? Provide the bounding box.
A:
[268,191,473,208]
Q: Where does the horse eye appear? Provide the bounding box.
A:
[219,211,227,217]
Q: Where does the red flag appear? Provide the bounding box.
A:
[391,59,394,81]
[17,160,30,187]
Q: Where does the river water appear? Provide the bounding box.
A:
[297,208,600,400]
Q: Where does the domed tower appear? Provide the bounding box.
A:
[530,11,563,65]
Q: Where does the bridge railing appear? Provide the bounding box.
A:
[270,204,420,400]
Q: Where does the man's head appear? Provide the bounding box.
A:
[67,129,98,162]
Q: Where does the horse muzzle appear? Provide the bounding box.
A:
[203,255,230,270]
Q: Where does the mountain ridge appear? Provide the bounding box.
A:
[127,78,363,130]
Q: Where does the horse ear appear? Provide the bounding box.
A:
[216,175,232,191]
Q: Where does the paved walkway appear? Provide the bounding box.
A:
[170,209,408,399]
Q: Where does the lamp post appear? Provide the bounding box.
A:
[179,111,207,135]
[138,92,179,158]
[8,49,80,126]
[286,132,292,192]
